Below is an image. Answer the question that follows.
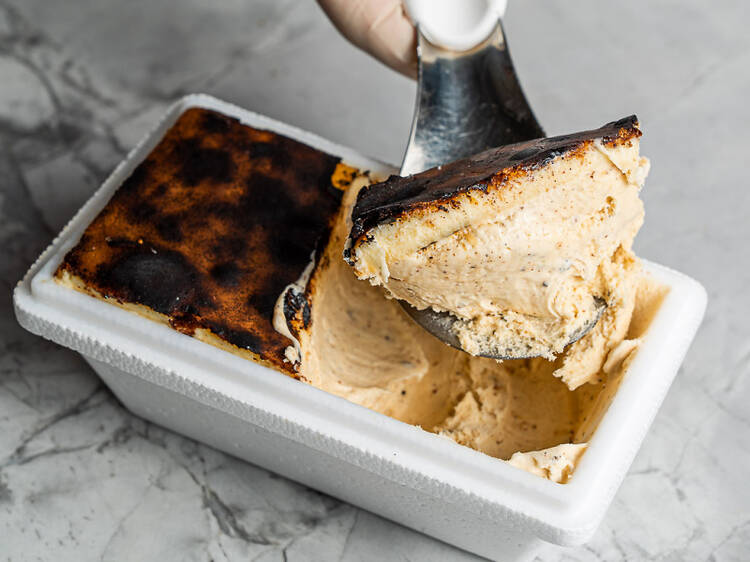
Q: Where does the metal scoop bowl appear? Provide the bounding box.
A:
[401,299,607,361]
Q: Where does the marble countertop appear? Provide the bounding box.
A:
[1,0,748,559]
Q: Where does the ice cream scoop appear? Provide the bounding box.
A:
[399,0,600,359]
[400,297,608,360]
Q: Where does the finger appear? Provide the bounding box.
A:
[317,0,417,78]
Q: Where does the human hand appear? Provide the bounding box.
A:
[317,0,417,78]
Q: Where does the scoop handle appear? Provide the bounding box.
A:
[400,19,545,176]
[404,0,507,51]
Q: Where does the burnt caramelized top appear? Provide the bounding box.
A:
[347,116,641,251]
[57,107,352,375]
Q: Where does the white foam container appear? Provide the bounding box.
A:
[13,95,706,561]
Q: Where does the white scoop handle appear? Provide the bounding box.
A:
[404,0,508,51]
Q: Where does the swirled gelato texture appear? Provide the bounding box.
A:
[275,166,667,483]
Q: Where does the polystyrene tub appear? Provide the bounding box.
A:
[13,95,707,561]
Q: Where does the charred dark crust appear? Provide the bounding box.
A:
[283,289,312,339]
[278,220,335,359]
[56,107,347,375]
[346,116,640,257]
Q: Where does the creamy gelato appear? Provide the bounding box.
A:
[345,117,649,366]
[507,444,588,484]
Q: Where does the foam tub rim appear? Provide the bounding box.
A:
[13,94,708,547]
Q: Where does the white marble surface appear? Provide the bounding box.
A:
[1,0,748,560]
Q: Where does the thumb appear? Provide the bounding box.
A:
[317,0,417,78]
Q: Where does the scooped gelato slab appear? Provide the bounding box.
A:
[345,117,650,365]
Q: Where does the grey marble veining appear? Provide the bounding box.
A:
[1,0,748,560]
